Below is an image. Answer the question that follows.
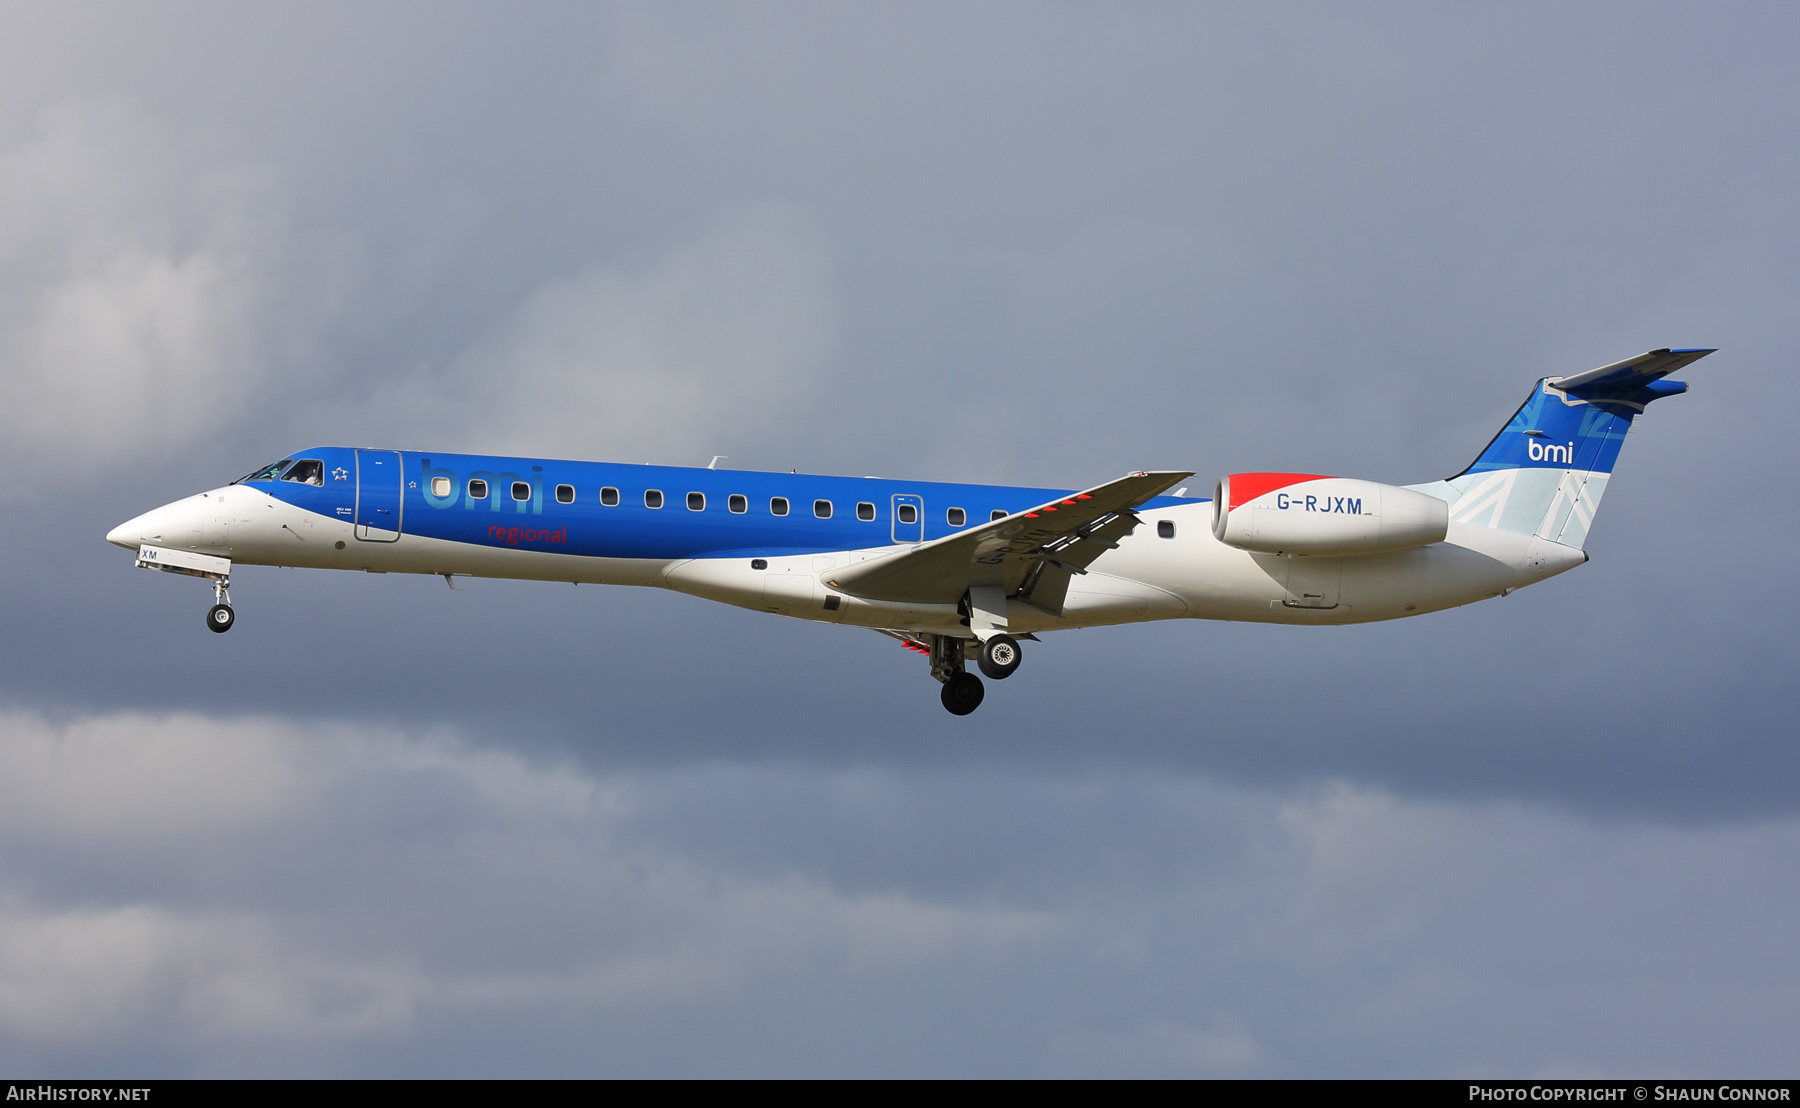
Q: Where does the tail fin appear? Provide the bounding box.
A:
[1443,348,1713,548]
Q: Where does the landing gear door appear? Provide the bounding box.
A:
[1282,555,1341,610]
[892,494,924,544]
[355,450,403,542]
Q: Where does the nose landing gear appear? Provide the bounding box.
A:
[130,545,237,635]
[205,577,235,633]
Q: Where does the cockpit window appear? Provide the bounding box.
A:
[281,459,324,487]
[238,459,293,483]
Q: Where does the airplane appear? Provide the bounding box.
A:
[107,348,1711,715]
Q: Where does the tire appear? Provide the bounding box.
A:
[977,633,1021,680]
[940,671,985,715]
[206,603,235,633]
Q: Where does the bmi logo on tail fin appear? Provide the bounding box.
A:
[1444,348,1713,548]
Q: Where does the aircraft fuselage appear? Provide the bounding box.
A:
[108,447,1574,640]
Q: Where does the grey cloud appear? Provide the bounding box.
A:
[0,95,369,490]
[2,710,1798,1076]
[1044,1018,1268,1079]
[0,99,273,482]
[359,205,836,464]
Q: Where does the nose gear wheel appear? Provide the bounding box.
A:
[205,575,235,633]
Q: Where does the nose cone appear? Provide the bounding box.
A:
[107,510,156,550]
[107,500,199,550]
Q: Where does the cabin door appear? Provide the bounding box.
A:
[354,450,404,542]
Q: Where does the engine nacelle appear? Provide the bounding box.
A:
[1212,473,1448,556]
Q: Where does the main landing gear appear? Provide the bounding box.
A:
[920,632,1025,715]
[941,671,984,715]
[977,633,1021,680]
[205,577,235,633]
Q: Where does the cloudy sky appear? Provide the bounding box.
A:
[2,1,1797,1077]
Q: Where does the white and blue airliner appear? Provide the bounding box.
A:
[109,348,1710,714]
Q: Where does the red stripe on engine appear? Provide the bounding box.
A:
[1228,472,1334,511]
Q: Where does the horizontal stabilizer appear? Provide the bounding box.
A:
[1550,348,1715,395]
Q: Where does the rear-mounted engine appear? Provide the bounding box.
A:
[1212,473,1448,556]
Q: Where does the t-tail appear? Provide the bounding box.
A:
[1443,348,1714,548]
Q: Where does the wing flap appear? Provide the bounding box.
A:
[823,470,1191,605]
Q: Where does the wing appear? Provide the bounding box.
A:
[822,470,1192,611]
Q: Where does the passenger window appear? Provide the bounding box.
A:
[770,497,790,516]
[430,476,451,498]
[1158,520,1176,539]
[600,486,619,506]
[991,509,1008,521]
[857,502,876,521]
[555,484,575,504]
[897,504,917,525]
[645,490,664,509]
[729,494,747,514]
[814,499,832,519]
[687,492,705,511]
[468,479,489,500]
[947,507,966,527]
[512,481,532,502]
[283,460,324,486]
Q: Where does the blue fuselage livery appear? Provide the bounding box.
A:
[263,448,1157,562]
[109,348,1714,715]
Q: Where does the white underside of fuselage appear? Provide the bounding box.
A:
[108,485,1586,637]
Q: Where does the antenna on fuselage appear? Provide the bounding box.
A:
[708,456,727,470]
